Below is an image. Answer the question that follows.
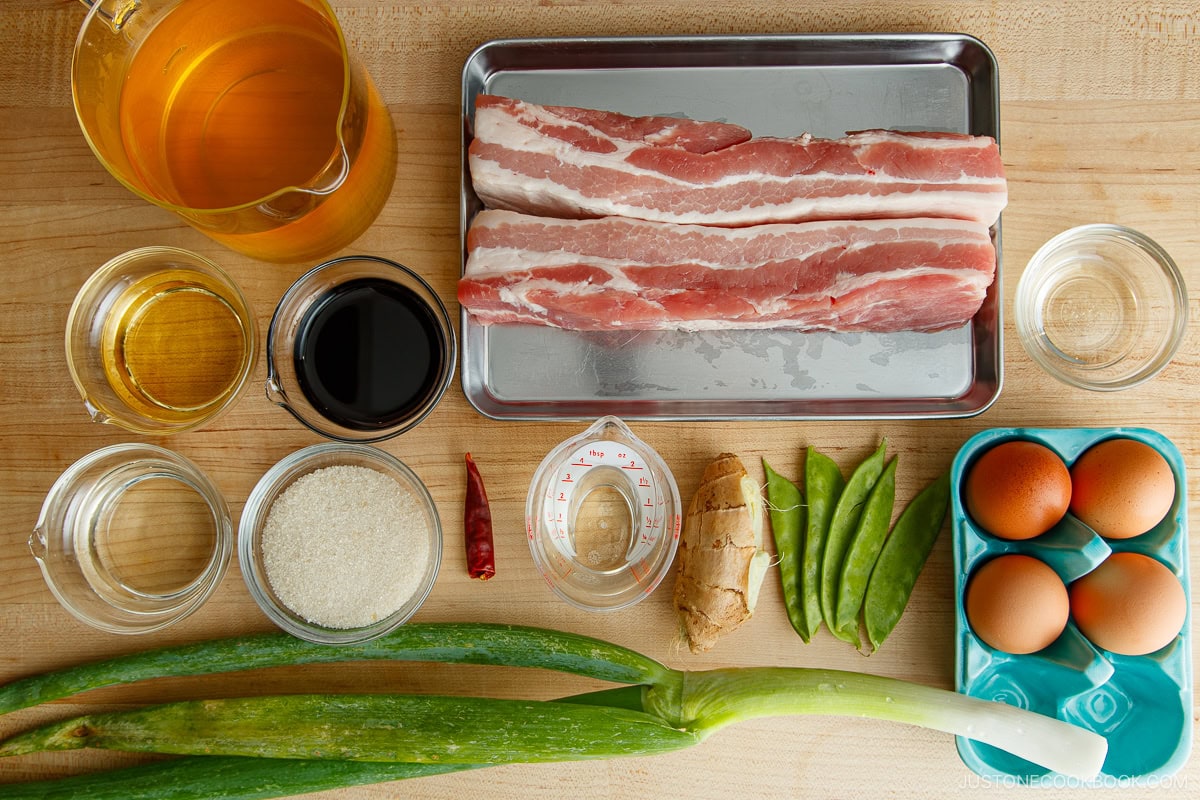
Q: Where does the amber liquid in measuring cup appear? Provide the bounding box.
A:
[74,0,397,262]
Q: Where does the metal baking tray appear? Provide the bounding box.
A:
[459,34,1002,420]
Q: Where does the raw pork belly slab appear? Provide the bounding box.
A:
[469,95,1008,228]
[460,210,997,332]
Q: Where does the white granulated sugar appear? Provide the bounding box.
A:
[261,465,431,629]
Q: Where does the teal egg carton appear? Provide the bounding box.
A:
[951,427,1192,785]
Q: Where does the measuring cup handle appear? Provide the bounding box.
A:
[80,1,141,32]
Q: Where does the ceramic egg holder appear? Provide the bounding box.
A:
[952,427,1192,784]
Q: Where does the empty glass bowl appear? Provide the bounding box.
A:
[238,443,443,644]
[31,444,233,634]
[1015,225,1187,391]
[66,247,258,434]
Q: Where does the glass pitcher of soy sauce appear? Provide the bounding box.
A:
[72,0,397,263]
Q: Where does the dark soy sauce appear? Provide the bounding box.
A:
[294,277,443,431]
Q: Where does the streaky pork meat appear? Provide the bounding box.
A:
[469,95,1008,228]
[459,209,997,332]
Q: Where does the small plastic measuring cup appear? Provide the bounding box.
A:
[526,416,681,612]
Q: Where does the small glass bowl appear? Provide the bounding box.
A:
[238,443,443,644]
[265,256,456,442]
[30,444,233,634]
[66,247,258,435]
[1015,225,1187,391]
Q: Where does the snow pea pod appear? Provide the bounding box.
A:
[763,460,809,641]
[803,447,843,641]
[820,440,887,646]
[863,472,951,652]
[834,457,897,642]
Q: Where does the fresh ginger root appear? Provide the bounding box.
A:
[673,453,771,653]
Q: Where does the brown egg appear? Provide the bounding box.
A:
[965,554,1070,654]
[1070,552,1186,656]
[965,440,1072,540]
[1070,438,1175,539]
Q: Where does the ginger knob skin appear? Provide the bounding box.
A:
[674,453,770,653]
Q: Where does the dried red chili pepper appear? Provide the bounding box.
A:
[464,452,496,580]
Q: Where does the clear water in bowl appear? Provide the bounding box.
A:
[31,444,232,634]
[1015,225,1187,391]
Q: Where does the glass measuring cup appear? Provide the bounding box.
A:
[71,0,397,263]
[526,417,682,612]
[66,246,258,435]
[31,443,233,634]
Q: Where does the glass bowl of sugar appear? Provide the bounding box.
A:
[239,443,443,644]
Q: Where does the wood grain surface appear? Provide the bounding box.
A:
[1,1,1197,798]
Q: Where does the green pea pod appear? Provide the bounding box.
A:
[834,457,897,642]
[803,447,843,641]
[763,460,809,642]
[820,440,887,645]
[863,472,951,653]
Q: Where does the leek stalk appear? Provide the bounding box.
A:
[0,622,1107,799]
[0,623,669,716]
[0,694,699,762]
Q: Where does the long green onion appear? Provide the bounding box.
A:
[0,758,472,800]
[0,622,1106,799]
[0,694,699,762]
[652,667,1103,778]
[0,623,669,716]
[0,687,645,800]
